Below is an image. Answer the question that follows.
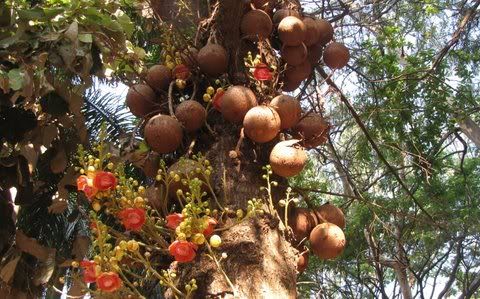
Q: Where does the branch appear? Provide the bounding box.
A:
[317,67,435,222]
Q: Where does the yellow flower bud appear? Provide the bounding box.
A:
[203,93,211,102]
[206,86,215,95]
[192,233,205,245]
[209,235,222,248]
[92,202,101,212]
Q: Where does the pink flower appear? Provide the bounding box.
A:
[118,208,146,231]
[93,171,117,191]
[169,240,197,263]
[97,272,121,292]
[253,63,273,81]
[166,213,184,230]
[80,260,97,283]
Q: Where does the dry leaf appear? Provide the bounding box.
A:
[64,21,78,42]
[50,146,68,174]
[42,124,58,147]
[20,143,39,174]
[71,235,90,261]
[15,230,56,262]
[33,250,55,286]
[0,255,21,284]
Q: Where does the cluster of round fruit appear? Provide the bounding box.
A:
[289,203,346,272]
[240,3,350,91]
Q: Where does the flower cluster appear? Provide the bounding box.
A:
[202,80,226,111]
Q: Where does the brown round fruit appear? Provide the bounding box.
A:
[243,106,281,143]
[241,9,273,41]
[180,47,198,68]
[307,41,323,65]
[293,113,330,148]
[316,19,334,45]
[303,17,320,46]
[323,42,350,69]
[220,85,257,123]
[285,59,312,83]
[309,223,346,260]
[197,44,228,77]
[278,16,306,46]
[312,203,346,229]
[144,114,183,154]
[270,140,307,177]
[145,65,172,92]
[126,84,157,117]
[167,158,208,199]
[272,9,300,24]
[175,100,206,133]
[142,153,160,178]
[281,43,307,66]
[297,250,309,273]
[288,207,316,241]
[270,94,301,129]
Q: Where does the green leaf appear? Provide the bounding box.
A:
[18,7,63,21]
[8,69,24,91]
[116,12,134,38]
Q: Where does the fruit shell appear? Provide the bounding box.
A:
[180,47,199,68]
[285,59,312,83]
[142,153,160,178]
[272,9,300,24]
[145,65,172,92]
[278,16,307,46]
[197,44,228,77]
[220,86,257,123]
[312,203,346,229]
[144,114,183,154]
[281,78,302,92]
[323,42,350,69]
[288,207,316,241]
[309,223,346,260]
[316,19,334,45]
[175,100,206,133]
[270,94,302,129]
[269,139,307,177]
[307,41,323,65]
[303,17,320,46]
[241,9,273,41]
[243,106,281,143]
[281,43,308,66]
[126,84,158,118]
[293,113,330,148]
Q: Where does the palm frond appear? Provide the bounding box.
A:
[83,86,136,142]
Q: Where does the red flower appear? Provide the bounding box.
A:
[203,217,217,236]
[119,208,146,231]
[77,175,88,191]
[212,89,224,111]
[169,240,197,263]
[80,260,97,283]
[93,171,117,191]
[173,64,191,80]
[96,272,122,293]
[166,213,184,230]
[253,63,273,81]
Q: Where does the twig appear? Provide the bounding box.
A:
[168,81,176,117]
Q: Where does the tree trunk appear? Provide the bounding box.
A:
[169,135,298,298]
[159,1,299,296]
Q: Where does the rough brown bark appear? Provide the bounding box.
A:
[159,0,299,297]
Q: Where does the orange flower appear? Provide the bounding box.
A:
[77,175,89,191]
[173,64,191,80]
[80,260,97,283]
[203,217,217,236]
[253,63,273,81]
[169,240,197,263]
[93,171,117,191]
[166,213,184,230]
[118,208,146,231]
[96,272,122,293]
